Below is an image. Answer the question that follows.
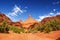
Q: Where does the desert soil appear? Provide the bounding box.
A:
[0,31,60,40]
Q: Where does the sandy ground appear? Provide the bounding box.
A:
[0,31,60,40]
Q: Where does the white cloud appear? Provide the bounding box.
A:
[6,14,11,19]
[6,5,25,22]
[9,5,23,16]
[53,9,56,12]
[36,15,51,21]
[56,12,60,15]
[36,12,54,21]
[49,12,54,15]
[14,5,23,13]
[36,12,60,21]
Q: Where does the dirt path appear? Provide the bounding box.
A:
[0,33,55,40]
[0,31,60,40]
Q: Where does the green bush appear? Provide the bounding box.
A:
[1,19,60,33]
[29,19,60,33]
[19,27,25,33]
[10,26,20,33]
[40,19,60,33]
[28,25,40,33]
[10,26,25,33]
[0,20,9,33]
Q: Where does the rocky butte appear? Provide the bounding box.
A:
[0,12,60,29]
[18,14,39,28]
[0,12,39,28]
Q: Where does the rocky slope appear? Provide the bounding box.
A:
[41,15,60,24]
[0,12,12,24]
[0,12,22,27]
[1,12,60,28]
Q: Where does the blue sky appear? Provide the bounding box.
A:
[0,0,60,22]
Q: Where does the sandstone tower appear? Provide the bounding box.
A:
[22,14,38,28]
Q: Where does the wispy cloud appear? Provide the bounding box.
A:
[6,5,26,22]
[49,13,54,15]
[57,12,60,15]
[36,15,51,21]
[8,5,23,16]
[36,12,60,21]
[36,12,55,21]
[53,9,56,12]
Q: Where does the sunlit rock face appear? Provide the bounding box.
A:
[41,14,60,24]
[0,12,22,28]
[0,13,38,28]
[0,13,39,28]
[1,12,60,29]
[21,15,39,28]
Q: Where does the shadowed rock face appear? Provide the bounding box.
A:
[0,12,22,27]
[28,23,39,29]
[11,22,22,27]
[56,15,60,19]
[41,15,60,24]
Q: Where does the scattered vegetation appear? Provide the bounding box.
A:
[0,19,60,33]
[0,20,9,33]
[10,26,25,33]
[29,19,60,33]
[43,19,60,33]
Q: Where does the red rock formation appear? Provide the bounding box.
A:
[22,14,39,28]
[11,22,22,28]
[41,15,60,24]
[0,12,12,24]
[0,12,22,28]
[29,23,39,29]
[1,12,60,28]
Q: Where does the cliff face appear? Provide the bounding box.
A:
[41,15,60,24]
[1,12,60,28]
[29,15,60,28]
[11,22,22,27]
[0,13,22,27]
[0,13,12,24]
[21,14,39,28]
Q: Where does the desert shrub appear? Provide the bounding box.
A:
[46,19,60,30]
[10,26,25,33]
[19,27,25,33]
[28,25,40,33]
[10,26,20,33]
[29,19,60,33]
[0,20,9,33]
[37,24,45,32]
[40,19,60,33]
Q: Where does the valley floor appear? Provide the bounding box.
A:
[0,31,60,40]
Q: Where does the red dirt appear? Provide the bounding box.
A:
[0,31,60,40]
